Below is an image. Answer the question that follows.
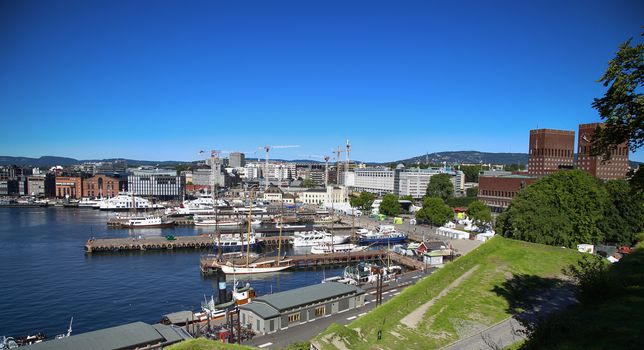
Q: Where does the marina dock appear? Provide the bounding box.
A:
[199,249,426,274]
[85,235,297,253]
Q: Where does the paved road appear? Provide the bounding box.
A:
[443,285,577,350]
[243,269,433,349]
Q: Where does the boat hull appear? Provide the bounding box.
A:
[120,222,175,228]
[214,242,258,252]
[220,264,291,274]
[358,236,407,245]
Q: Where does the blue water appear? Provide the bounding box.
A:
[0,208,343,338]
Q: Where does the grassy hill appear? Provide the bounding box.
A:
[311,236,582,350]
[165,338,255,350]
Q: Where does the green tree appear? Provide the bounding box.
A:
[426,173,454,201]
[496,170,608,247]
[400,195,414,202]
[416,197,454,227]
[466,186,478,197]
[504,163,525,172]
[467,200,492,226]
[599,180,644,245]
[461,165,482,182]
[350,192,375,212]
[379,193,402,216]
[591,37,643,157]
[302,177,317,188]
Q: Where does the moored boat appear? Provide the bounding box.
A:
[310,243,367,255]
[293,230,349,247]
[358,225,408,245]
[120,216,174,228]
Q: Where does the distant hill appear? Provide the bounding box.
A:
[0,156,194,168]
[392,151,529,165]
[391,151,642,168]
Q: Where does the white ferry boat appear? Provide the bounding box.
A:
[120,215,174,228]
[78,197,106,208]
[194,215,243,227]
[293,230,350,247]
[213,233,257,252]
[310,243,367,255]
[99,192,164,211]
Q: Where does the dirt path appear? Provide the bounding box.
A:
[400,265,480,329]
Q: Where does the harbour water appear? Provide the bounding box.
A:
[0,208,343,338]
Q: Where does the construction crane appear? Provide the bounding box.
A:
[259,145,300,190]
[333,139,352,185]
[324,155,330,187]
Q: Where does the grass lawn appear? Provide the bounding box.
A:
[312,236,582,350]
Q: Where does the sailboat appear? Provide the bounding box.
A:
[218,192,293,274]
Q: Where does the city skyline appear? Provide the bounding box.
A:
[1,0,643,162]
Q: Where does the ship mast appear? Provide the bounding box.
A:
[276,199,284,266]
[246,189,253,268]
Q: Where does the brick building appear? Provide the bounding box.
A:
[55,176,83,199]
[478,172,539,213]
[577,123,629,180]
[527,129,575,175]
[82,174,124,198]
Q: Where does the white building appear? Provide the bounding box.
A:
[299,188,327,205]
[127,168,184,200]
[352,167,396,196]
[398,168,442,198]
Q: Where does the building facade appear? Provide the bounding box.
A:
[352,167,397,195]
[26,176,46,197]
[239,283,365,336]
[527,128,575,175]
[127,168,184,200]
[477,172,538,213]
[228,152,246,168]
[299,188,327,205]
[55,176,83,199]
[82,174,123,198]
[577,123,629,180]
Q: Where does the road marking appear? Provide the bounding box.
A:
[370,291,377,295]
[259,343,273,348]
[412,276,420,279]
[394,292,401,295]
[383,291,390,295]
[347,316,357,320]
[390,289,397,292]
[364,301,371,304]
[358,312,367,317]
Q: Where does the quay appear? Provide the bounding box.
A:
[85,235,296,253]
[200,249,426,274]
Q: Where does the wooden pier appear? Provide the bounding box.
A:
[200,249,425,274]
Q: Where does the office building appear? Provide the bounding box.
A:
[127,168,184,200]
[55,176,83,199]
[527,129,575,175]
[478,171,538,213]
[229,152,246,168]
[82,174,124,198]
[577,122,629,180]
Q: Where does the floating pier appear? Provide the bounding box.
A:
[199,249,425,274]
[84,235,296,253]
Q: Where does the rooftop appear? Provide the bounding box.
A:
[245,282,364,314]
[22,322,188,350]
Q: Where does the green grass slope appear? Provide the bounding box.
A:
[521,247,644,349]
[166,338,255,350]
[312,236,582,350]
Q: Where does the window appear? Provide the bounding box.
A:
[288,313,300,323]
[315,306,326,317]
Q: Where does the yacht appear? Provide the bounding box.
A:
[219,259,293,274]
[293,230,350,247]
[196,280,256,320]
[78,197,105,208]
[213,233,257,252]
[358,225,408,245]
[343,262,402,284]
[194,216,243,227]
[120,215,174,228]
[310,243,367,255]
[99,192,164,211]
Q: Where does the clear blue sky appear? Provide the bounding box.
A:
[1,0,642,162]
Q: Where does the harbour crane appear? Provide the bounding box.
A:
[259,145,300,190]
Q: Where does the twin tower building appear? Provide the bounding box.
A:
[528,122,629,180]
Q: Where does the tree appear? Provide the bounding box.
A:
[467,200,492,226]
[461,165,482,183]
[302,177,317,188]
[466,186,478,197]
[599,180,644,245]
[416,197,454,227]
[379,193,402,216]
[426,173,454,201]
[350,192,375,212]
[400,195,414,202]
[591,37,643,158]
[496,170,608,247]
[504,163,525,172]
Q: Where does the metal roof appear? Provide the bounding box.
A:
[239,301,281,319]
[22,322,184,350]
[162,310,195,324]
[252,282,364,312]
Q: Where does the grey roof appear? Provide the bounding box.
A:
[239,301,281,319]
[253,282,364,312]
[22,322,182,350]
[162,310,195,324]
[305,188,327,193]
